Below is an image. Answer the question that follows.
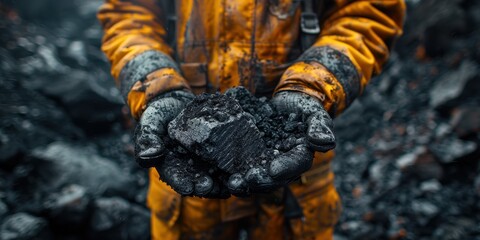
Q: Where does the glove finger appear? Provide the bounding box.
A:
[135,97,188,167]
[156,164,194,196]
[271,91,301,114]
[228,173,250,197]
[269,144,314,180]
[307,112,336,152]
[194,174,214,197]
[272,91,323,116]
[245,167,282,192]
[135,124,164,168]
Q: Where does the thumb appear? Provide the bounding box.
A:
[269,144,314,180]
[307,111,336,152]
[134,96,187,167]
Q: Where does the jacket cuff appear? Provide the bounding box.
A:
[119,50,190,119]
[118,50,181,100]
[127,68,190,120]
[275,46,361,116]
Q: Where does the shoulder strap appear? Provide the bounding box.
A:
[165,0,177,50]
[300,0,322,52]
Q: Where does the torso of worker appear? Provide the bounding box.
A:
[174,1,303,95]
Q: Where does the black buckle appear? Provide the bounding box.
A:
[301,12,320,34]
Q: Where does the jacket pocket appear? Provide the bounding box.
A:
[147,169,182,228]
[290,183,342,237]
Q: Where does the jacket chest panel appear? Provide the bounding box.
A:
[176,0,302,94]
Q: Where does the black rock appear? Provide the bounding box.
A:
[0,213,52,240]
[411,200,439,226]
[0,76,83,161]
[429,137,477,163]
[432,218,476,240]
[31,142,135,196]
[0,129,21,165]
[0,201,8,219]
[168,93,266,173]
[88,197,150,240]
[429,61,479,110]
[31,69,123,132]
[419,179,442,193]
[401,0,468,57]
[450,107,480,138]
[10,142,135,213]
[43,184,91,231]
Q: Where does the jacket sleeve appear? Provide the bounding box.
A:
[98,0,190,119]
[275,0,406,116]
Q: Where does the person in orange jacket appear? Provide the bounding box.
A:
[98,0,405,239]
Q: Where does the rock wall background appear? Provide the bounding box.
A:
[0,0,479,239]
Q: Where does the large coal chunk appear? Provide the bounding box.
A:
[0,213,52,240]
[162,88,307,197]
[168,93,266,174]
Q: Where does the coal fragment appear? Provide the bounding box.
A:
[411,200,439,226]
[28,142,135,197]
[88,197,150,240]
[432,218,476,240]
[450,107,480,138]
[429,61,478,110]
[43,184,91,231]
[0,201,8,219]
[419,179,442,193]
[0,213,52,240]
[10,142,136,213]
[429,137,477,163]
[32,69,123,132]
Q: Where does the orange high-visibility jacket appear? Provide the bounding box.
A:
[98,0,405,120]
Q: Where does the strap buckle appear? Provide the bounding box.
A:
[300,12,320,34]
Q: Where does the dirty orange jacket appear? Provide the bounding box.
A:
[98,0,405,120]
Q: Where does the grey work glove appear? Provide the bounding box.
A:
[271,91,336,152]
[269,91,336,178]
[134,90,225,197]
[228,91,336,196]
[134,90,194,167]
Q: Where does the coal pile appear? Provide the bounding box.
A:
[163,87,306,197]
[333,0,480,239]
[0,1,150,239]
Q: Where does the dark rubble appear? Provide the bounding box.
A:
[0,0,479,239]
[332,0,480,239]
[0,0,149,239]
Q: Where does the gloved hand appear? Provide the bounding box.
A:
[228,91,336,196]
[134,90,225,197]
[269,91,336,177]
[134,90,194,167]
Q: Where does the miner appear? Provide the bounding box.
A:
[98,0,405,239]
